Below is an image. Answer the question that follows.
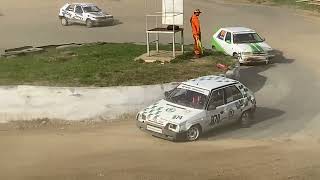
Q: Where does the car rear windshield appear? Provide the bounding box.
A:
[233,33,264,44]
[83,6,101,13]
[166,88,208,110]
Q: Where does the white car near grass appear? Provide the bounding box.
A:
[58,3,114,28]
[211,27,276,64]
[136,75,256,141]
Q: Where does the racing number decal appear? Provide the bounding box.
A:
[210,114,221,126]
[172,115,183,120]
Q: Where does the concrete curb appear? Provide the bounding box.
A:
[0,83,179,123]
[0,67,240,123]
[220,60,241,81]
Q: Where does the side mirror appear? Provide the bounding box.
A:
[262,37,266,41]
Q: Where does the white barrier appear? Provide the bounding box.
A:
[0,83,178,123]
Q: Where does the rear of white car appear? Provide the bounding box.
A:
[59,3,114,27]
[136,75,256,141]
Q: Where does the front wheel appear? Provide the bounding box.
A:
[61,17,69,26]
[186,125,201,141]
[86,19,93,28]
[240,111,252,128]
[233,52,240,60]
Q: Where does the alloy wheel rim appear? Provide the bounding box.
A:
[187,127,199,140]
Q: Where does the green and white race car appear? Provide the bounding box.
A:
[211,27,276,64]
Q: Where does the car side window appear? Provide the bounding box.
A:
[217,30,226,40]
[208,89,224,110]
[75,6,83,14]
[225,32,231,43]
[67,5,75,11]
[225,86,243,104]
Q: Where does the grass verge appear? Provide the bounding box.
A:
[0,43,235,87]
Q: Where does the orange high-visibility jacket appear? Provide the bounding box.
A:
[190,14,201,36]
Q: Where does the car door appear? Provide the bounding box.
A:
[224,85,245,123]
[223,32,235,55]
[74,5,85,23]
[205,88,229,131]
[215,30,233,56]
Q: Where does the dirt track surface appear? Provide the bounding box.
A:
[1,120,320,180]
[1,0,320,179]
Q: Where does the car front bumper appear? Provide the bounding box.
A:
[136,121,187,141]
[240,54,275,63]
[92,18,114,25]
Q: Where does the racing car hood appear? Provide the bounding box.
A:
[139,99,204,126]
[235,42,272,53]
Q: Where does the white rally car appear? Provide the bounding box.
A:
[211,27,276,64]
[136,75,256,141]
[58,3,114,28]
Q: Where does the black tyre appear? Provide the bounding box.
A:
[86,19,93,28]
[186,125,201,141]
[240,111,251,128]
[61,17,69,26]
[212,45,217,52]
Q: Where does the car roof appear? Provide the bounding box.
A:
[70,3,96,7]
[182,75,238,91]
[222,27,256,33]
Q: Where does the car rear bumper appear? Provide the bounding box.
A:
[136,121,186,141]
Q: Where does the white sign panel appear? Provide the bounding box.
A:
[162,0,183,25]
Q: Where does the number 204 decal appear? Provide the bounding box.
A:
[210,114,221,126]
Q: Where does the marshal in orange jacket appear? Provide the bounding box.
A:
[190,14,201,38]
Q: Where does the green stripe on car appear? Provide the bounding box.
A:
[249,44,260,53]
[211,38,225,53]
[253,43,264,52]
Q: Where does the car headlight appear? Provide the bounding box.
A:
[267,50,277,56]
[141,113,146,120]
[242,52,253,56]
[168,123,179,132]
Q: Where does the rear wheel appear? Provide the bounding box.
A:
[61,17,69,26]
[86,19,93,28]
[186,125,201,141]
[212,45,217,52]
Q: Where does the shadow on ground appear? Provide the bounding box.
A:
[97,19,122,27]
[70,19,122,28]
[240,50,294,93]
[201,106,286,140]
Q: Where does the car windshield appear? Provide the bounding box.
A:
[233,33,264,44]
[166,88,208,110]
[83,6,101,13]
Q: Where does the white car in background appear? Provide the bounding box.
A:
[136,75,256,141]
[58,3,114,28]
[211,27,276,64]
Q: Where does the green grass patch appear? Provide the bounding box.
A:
[0,43,235,87]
